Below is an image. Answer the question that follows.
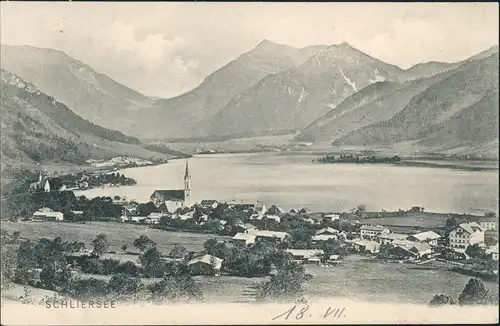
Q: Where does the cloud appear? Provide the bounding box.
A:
[0,2,497,97]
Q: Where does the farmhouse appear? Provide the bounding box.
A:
[200,200,219,209]
[351,239,380,253]
[232,233,257,246]
[312,234,338,243]
[286,249,324,264]
[449,222,484,249]
[377,232,408,245]
[233,222,258,234]
[316,227,340,235]
[250,230,290,243]
[188,254,224,276]
[266,205,285,215]
[486,244,499,261]
[409,243,432,259]
[146,212,164,224]
[32,207,64,221]
[324,213,340,221]
[360,225,390,240]
[407,231,441,246]
[150,161,191,207]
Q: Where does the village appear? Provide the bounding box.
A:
[6,160,499,279]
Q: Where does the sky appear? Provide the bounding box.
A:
[1,2,498,98]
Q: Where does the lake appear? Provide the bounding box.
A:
[76,153,499,214]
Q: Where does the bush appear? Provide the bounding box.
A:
[68,278,109,299]
[101,259,121,275]
[80,258,103,274]
[429,294,456,306]
[117,261,142,277]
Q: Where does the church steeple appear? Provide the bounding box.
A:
[184,159,191,204]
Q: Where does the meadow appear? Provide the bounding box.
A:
[1,221,229,254]
[3,221,498,305]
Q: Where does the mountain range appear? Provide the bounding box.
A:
[0,69,182,172]
[1,41,498,158]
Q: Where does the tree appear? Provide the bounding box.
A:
[121,244,128,253]
[484,212,496,218]
[12,230,20,242]
[445,216,458,229]
[465,244,486,259]
[148,263,202,302]
[257,261,313,302]
[458,278,493,305]
[92,234,108,257]
[1,245,16,291]
[113,195,121,201]
[139,247,166,278]
[108,275,144,299]
[429,294,456,306]
[169,245,187,258]
[203,239,218,255]
[133,235,156,252]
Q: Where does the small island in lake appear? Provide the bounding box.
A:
[316,154,402,164]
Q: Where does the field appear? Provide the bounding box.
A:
[3,221,498,305]
[1,221,229,254]
[67,255,500,304]
[360,212,480,232]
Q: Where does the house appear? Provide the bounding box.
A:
[486,244,499,261]
[266,205,285,215]
[311,234,338,243]
[377,232,408,245]
[478,218,498,231]
[250,230,290,243]
[187,254,224,276]
[200,200,219,209]
[232,233,257,246]
[409,243,432,259]
[289,208,299,214]
[146,212,164,224]
[286,249,324,264]
[328,255,340,264]
[70,210,84,217]
[386,245,417,259]
[407,231,441,246]
[360,225,390,240]
[129,216,147,224]
[32,208,64,221]
[351,239,380,253]
[233,222,258,234]
[264,214,281,223]
[324,213,340,221]
[449,222,485,249]
[303,217,316,225]
[150,161,191,206]
[316,227,340,235]
[299,208,312,214]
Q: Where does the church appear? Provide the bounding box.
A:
[150,160,192,213]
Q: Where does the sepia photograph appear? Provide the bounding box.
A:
[0,1,498,325]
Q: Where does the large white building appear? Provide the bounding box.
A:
[449,222,484,249]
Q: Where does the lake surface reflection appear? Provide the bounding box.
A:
[76,153,499,214]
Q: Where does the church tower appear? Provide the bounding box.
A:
[184,159,191,205]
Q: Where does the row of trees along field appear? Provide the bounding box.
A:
[1,230,313,303]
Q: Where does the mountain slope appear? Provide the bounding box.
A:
[0,44,153,132]
[208,43,409,137]
[0,69,180,167]
[331,53,499,155]
[405,61,460,79]
[135,40,328,139]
